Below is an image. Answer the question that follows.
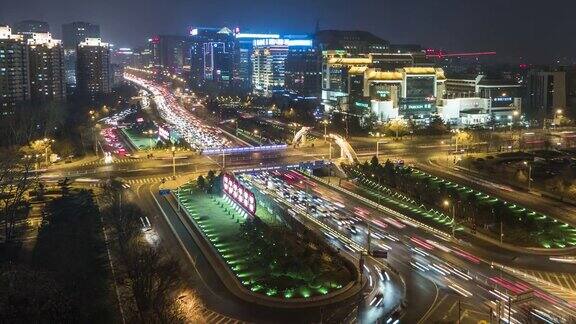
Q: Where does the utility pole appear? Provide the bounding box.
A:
[500,221,503,244]
[452,204,456,238]
[457,298,461,324]
[171,146,176,179]
[222,146,225,171]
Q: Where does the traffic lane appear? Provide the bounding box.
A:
[309,177,575,273]
[139,182,360,323]
[417,162,576,228]
[245,174,438,323]
[251,183,403,322]
[304,177,576,314]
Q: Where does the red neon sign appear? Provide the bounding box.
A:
[223,173,256,216]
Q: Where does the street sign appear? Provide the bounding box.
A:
[372,249,388,258]
[159,189,171,196]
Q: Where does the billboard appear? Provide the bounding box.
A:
[223,173,256,216]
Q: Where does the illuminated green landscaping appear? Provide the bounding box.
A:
[176,181,353,299]
[345,162,576,249]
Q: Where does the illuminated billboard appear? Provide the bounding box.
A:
[223,173,256,216]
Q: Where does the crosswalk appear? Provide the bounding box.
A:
[202,310,247,324]
[86,176,166,188]
[512,269,576,304]
[80,157,145,167]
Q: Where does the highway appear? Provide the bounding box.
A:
[39,74,576,323]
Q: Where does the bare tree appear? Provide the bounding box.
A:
[0,148,36,243]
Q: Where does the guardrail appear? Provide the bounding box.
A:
[302,171,453,242]
[202,144,288,155]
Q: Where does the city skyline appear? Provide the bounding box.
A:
[1,0,573,64]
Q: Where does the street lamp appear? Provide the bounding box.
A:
[372,174,381,205]
[171,146,176,179]
[376,140,387,161]
[321,119,330,142]
[523,161,532,191]
[444,200,457,238]
[42,138,54,165]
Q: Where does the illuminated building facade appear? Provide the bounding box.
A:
[0,26,30,110]
[27,32,66,102]
[235,32,280,90]
[252,38,289,96]
[189,27,239,90]
[445,74,522,122]
[76,38,110,100]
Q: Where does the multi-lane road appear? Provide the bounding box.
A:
[38,75,576,323]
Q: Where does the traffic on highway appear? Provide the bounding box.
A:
[238,169,576,323]
[124,73,238,151]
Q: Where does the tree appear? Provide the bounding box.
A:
[387,118,408,139]
[427,115,450,135]
[197,175,206,191]
[0,148,35,242]
[453,130,472,152]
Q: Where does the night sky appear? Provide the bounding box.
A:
[1,0,573,64]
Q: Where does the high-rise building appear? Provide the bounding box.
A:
[314,30,390,55]
[0,26,30,110]
[252,39,289,96]
[13,20,49,39]
[62,22,100,88]
[525,70,566,123]
[27,33,66,102]
[188,27,239,90]
[62,22,100,50]
[76,38,110,100]
[235,32,280,89]
[149,35,190,73]
[284,38,321,97]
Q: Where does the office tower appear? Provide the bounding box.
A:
[61,22,100,88]
[284,38,321,97]
[0,26,30,110]
[252,39,289,96]
[76,38,110,100]
[149,35,190,73]
[235,32,280,89]
[525,70,567,123]
[26,33,66,102]
[13,20,49,39]
[188,27,239,90]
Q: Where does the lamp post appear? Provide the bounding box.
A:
[372,174,381,205]
[43,138,54,165]
[171,146,176,179]
[376,140,387,161]
[444,200,456,238]
[554,109,563,129]
[321,119,329,142]
[523,161,532,191]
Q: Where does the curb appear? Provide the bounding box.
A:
[166,192,363,309]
